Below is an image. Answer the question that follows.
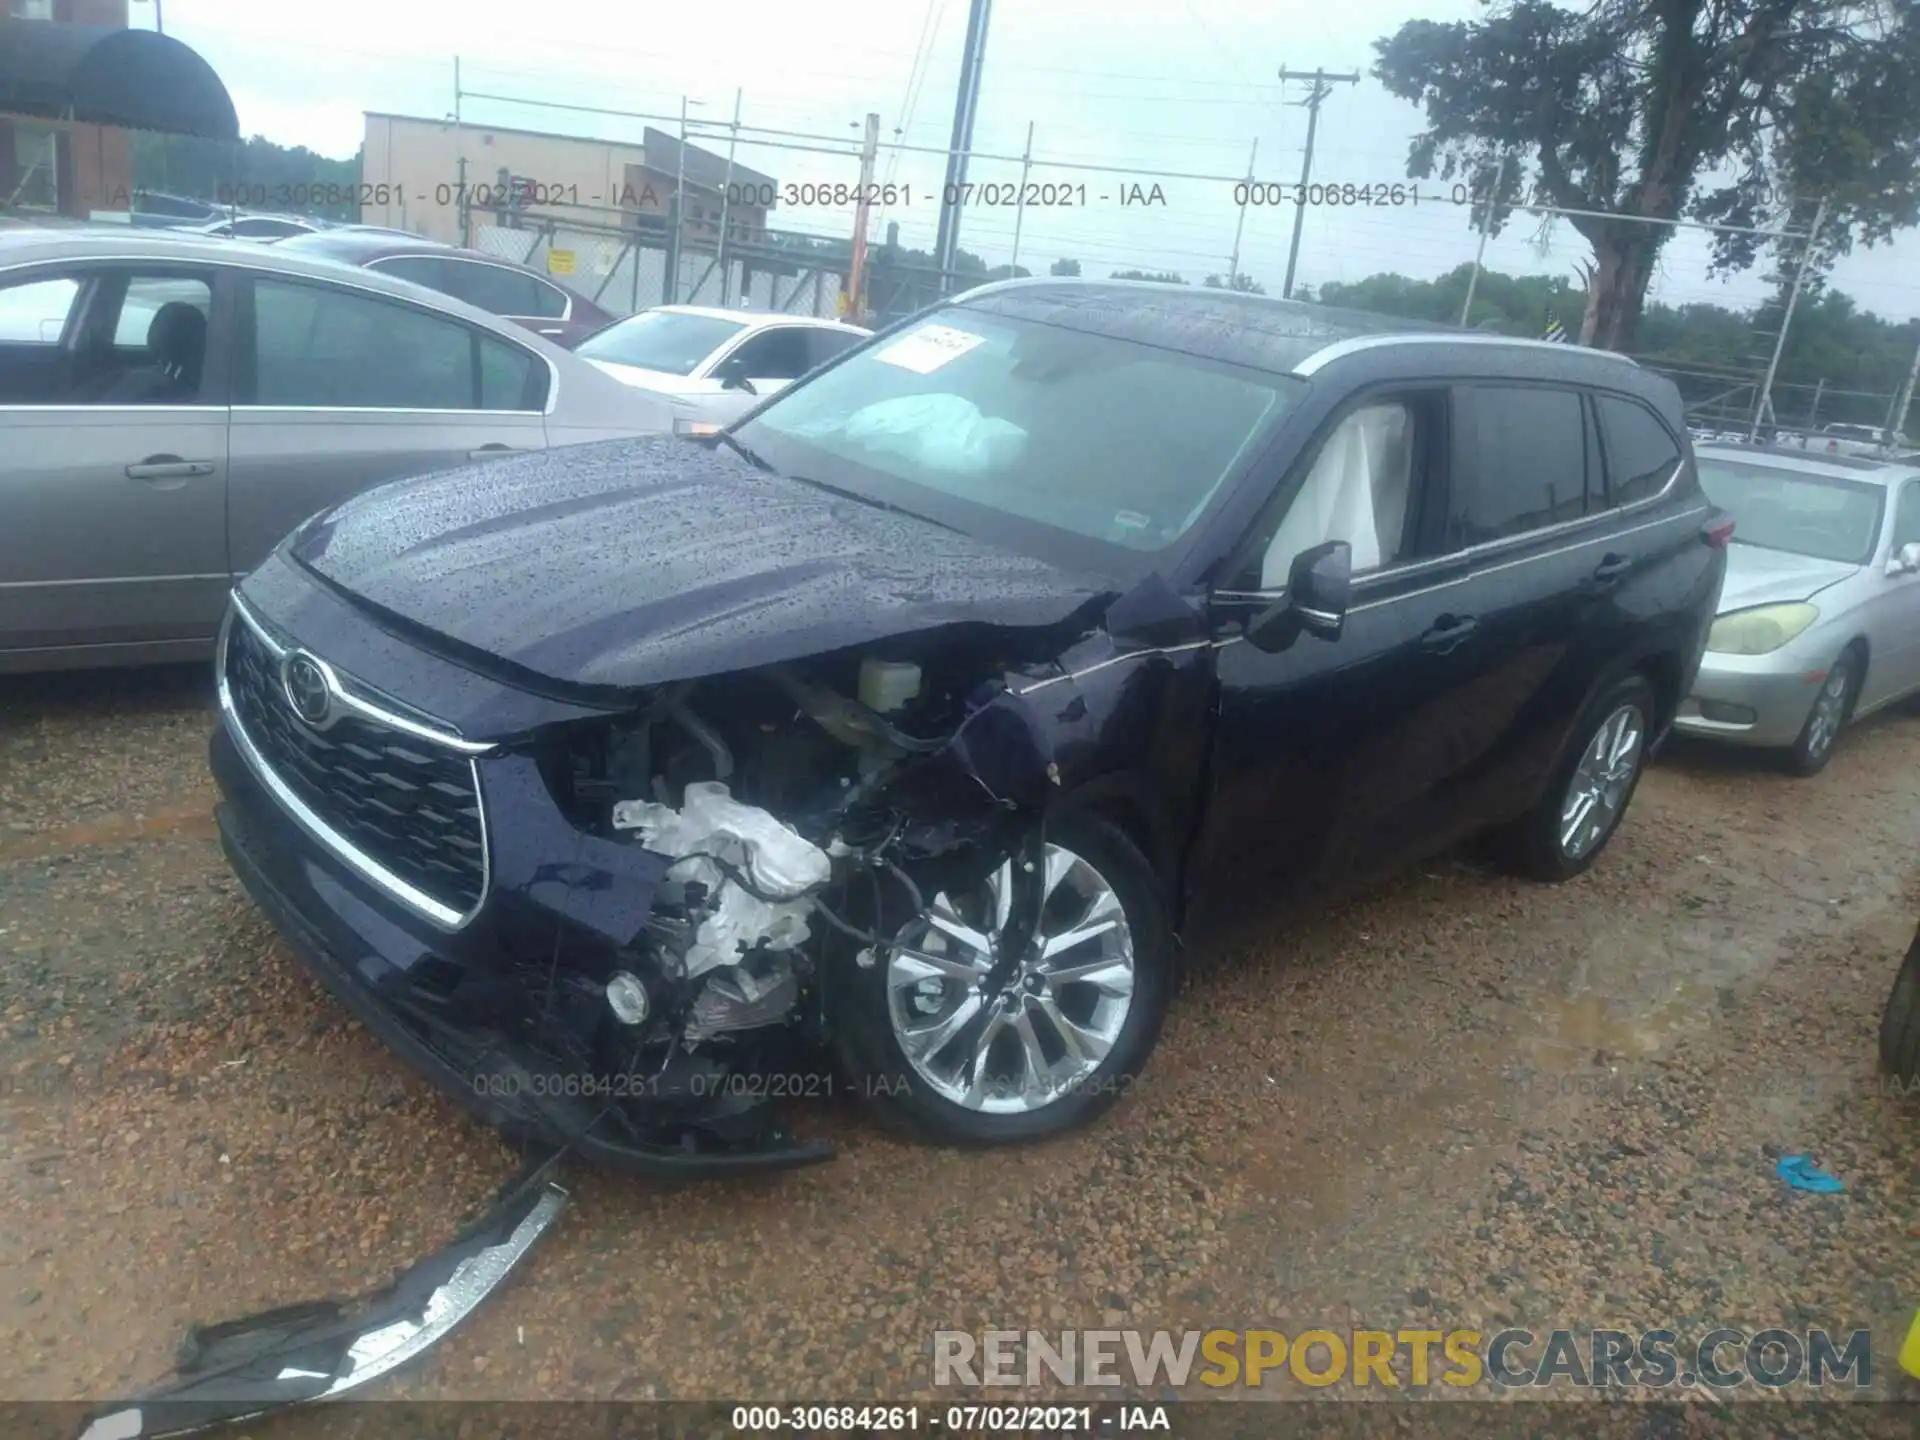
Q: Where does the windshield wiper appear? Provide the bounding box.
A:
[709,430,775,473]
[784,472,964,534]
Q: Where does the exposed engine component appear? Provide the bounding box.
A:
[613,780,832,977]
[859,656,923,714]
[684,954,801,1042]
[604,971,651,1026]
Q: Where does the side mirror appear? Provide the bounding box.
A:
[1244,540,1354,652]
[718,368,757,395]
[1889,541,1920,576]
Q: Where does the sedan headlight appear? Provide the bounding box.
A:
[1706,602,1819,655]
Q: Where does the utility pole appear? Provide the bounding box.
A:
[847,112,880,321]
[666,96,689,304]
[1885,336,1920,444]
[1458,154,1512,326]
[715,88,742,306]
[933,0,994,289]
[1227,137,1258,288]
[453,57,468,247]
[1277,66,1359,300]
[1008,120,1035,275]
[1748,195,1828,443]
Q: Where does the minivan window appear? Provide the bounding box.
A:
[575,309,749,375]
[1446,385,1590,547]
[1597,396,1681,506]
[740,310,1302,556]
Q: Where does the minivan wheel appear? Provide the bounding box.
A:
[830,811,1172,1146]
[1879,926,1920,1083]
[1785,650,1859,777]
[1503,674,1655,883]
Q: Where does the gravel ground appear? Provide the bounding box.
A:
[3,665,1919,1425]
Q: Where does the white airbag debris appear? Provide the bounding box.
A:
[613,781,833,977]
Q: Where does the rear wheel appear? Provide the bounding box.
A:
[1879,926,1920,1084]
[830,811,1172,1145]
[1502,674,1654,883]
[1785,649,1860,777]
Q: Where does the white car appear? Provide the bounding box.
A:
[1821,423,1911,457]
[573,305,870,431]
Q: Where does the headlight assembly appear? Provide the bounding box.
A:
[1706,602,1819,655]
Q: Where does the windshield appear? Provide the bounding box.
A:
[1696,457,1885,565]
[735,309,1301,560]
[574,310,749,375]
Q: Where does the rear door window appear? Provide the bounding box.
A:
[806,327,865,369]
[441,259,545,317]
[1445,385,1592,547]
[250,277,478,409]
[718,326,815,383]
[1596,396,1683,506]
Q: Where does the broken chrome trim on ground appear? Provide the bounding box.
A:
[75,1175,569,1440]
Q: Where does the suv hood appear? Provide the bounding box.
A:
[1718,544,1859,613]
[286,437,1111,691]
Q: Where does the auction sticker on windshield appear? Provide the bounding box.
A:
[874,323,986,373]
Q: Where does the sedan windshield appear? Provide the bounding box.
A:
[574,310,748,375]
[735,309,1301,561]
[1697,458,1885,565]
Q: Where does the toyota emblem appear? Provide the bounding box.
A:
[281,653,333,727]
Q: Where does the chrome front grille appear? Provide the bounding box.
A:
[220,599,489,926]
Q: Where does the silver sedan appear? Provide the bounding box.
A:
[0,227,671,673]
[1674,445,1920,773]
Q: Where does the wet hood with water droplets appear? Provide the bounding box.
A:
[287,436,1112,691]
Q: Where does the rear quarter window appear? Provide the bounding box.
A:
[1596,396,1683,506]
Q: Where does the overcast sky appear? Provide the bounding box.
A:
[153,0,1920,336]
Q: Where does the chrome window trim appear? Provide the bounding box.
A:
[218,592,493,932]
[1292,332,1643,377]
[1219,459,1689,603]
[1218,501,1708,612]
[0,253,562,417]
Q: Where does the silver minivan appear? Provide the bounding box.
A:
[0,228,671,673]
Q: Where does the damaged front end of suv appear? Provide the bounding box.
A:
[210,442,1205,1177]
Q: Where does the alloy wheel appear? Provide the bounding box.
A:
[1803,663,1851,763]
[1559,703,1645,861]
[885,845,1136,1114]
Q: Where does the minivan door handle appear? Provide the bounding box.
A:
[1591,552,1633,586]
[126,455,216,484]
[1419,614,1479,654]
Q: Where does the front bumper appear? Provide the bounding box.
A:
[1671,650,1827,749]
[210,629,832,1178]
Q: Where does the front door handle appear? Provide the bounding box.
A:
[1592,552,1633,585]
[1419,614,1479,654]
[126,456,215,482]
[467,444,522,460]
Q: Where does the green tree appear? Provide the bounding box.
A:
[1374,2,1920,351]
[1049,257,1082,276]
[131,135,362,220]
[1110,269,1185,283]
[1204,272,1267,294]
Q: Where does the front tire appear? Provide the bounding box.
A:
[1503,674,1655,883]
[1785,649,1860,777]
[1879,926,1920,1083]
[830,811,1173,1146]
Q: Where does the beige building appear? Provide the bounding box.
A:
[360,112,776,248]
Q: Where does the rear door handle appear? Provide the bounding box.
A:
[1419,614,1479,654]
[1592,552,1632,585]
[467,444,522,460]
[126,456,215,481]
